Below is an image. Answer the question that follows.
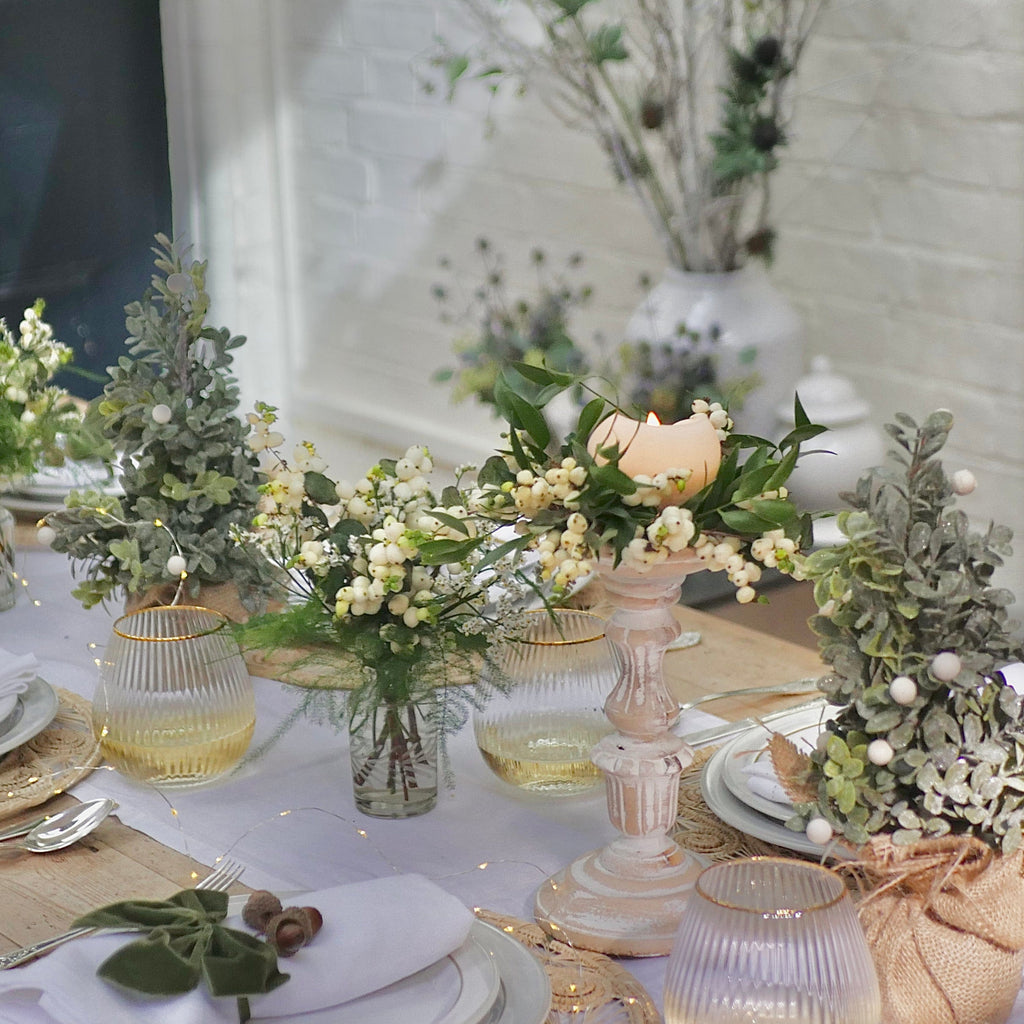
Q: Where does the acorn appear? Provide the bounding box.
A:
[265,906,324,958]
[302,906,324,934]
[242,890,283,932]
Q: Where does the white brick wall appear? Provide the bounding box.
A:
[162,0,1024,615]
[773,0,1024,608]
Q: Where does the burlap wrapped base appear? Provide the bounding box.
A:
[125,581,256,622]
[846,836,1024,1024]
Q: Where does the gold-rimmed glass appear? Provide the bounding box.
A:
[473,608,620,796]
[92,605,255,788]
[664,857,880,1024]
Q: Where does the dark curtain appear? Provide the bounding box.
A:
[0,0,171,397]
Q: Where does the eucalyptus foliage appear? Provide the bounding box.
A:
[799,411,1024,851]
[45,236,276,610]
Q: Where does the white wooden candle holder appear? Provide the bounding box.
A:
[534,551,708,956]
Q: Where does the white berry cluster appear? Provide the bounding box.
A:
[531,512,594,591]
[619,505,698,573]
[0,301,79,479]
[241,423,511,657]
[332,447,447,630]
[692,524,806,604]
[1,304,70,397]
[469,454,708,593]
[507,456,588,515]
[622,470,695,508]
[335,446,435,528]
[245,404,285,454]
[690,399,732,440]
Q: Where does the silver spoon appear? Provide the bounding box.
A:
[0,798,118,853]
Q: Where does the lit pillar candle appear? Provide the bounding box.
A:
[587,412,722,502]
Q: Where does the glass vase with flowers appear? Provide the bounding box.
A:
[234,405,531,818]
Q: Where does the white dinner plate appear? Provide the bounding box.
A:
[0,690,19,726]
[273,927,500,1024]
[719,705,836,822]
[10,460,115,497]
[0,677,59,758]
[221,908,550,1024]
[701,716,854,861]
[476,919,551,1024]
[2,488,121,518]
[0,493,72,517]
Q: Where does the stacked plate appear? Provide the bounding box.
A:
[0,677,59,759]
[2,460,119,517]
[222,896,551,1024]
[700,702,852,859]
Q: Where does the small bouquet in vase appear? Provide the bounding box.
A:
[234,405,532,816]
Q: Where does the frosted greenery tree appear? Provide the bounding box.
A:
[43,236,277,611]
[790,411,1024,852]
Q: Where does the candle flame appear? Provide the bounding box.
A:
[646,411,661,425]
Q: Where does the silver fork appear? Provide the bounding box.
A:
[0,857,245,970]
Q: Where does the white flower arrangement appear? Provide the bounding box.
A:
[0,301,82,482]
[467,365,822,602]
[436,0,826,271]
[233,404,530,696]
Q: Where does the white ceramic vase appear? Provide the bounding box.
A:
[624,265,803,438]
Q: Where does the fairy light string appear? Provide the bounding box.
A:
[36,506,190,605]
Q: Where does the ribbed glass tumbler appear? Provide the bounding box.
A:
[92,605,255,788]
[664,857,880,1024]
[473,609,620,796]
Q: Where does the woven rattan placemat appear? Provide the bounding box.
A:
[0,687,102,821]
[673,744,784,861]
[476,909,660,1024]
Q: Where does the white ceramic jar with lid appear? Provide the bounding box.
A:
[776,356,886,525]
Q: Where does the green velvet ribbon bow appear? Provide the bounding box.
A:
[72,889,289,1022]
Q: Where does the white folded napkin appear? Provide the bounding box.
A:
[0,649,39,713]
[743,771,793,806]
[0,874,475,1024]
